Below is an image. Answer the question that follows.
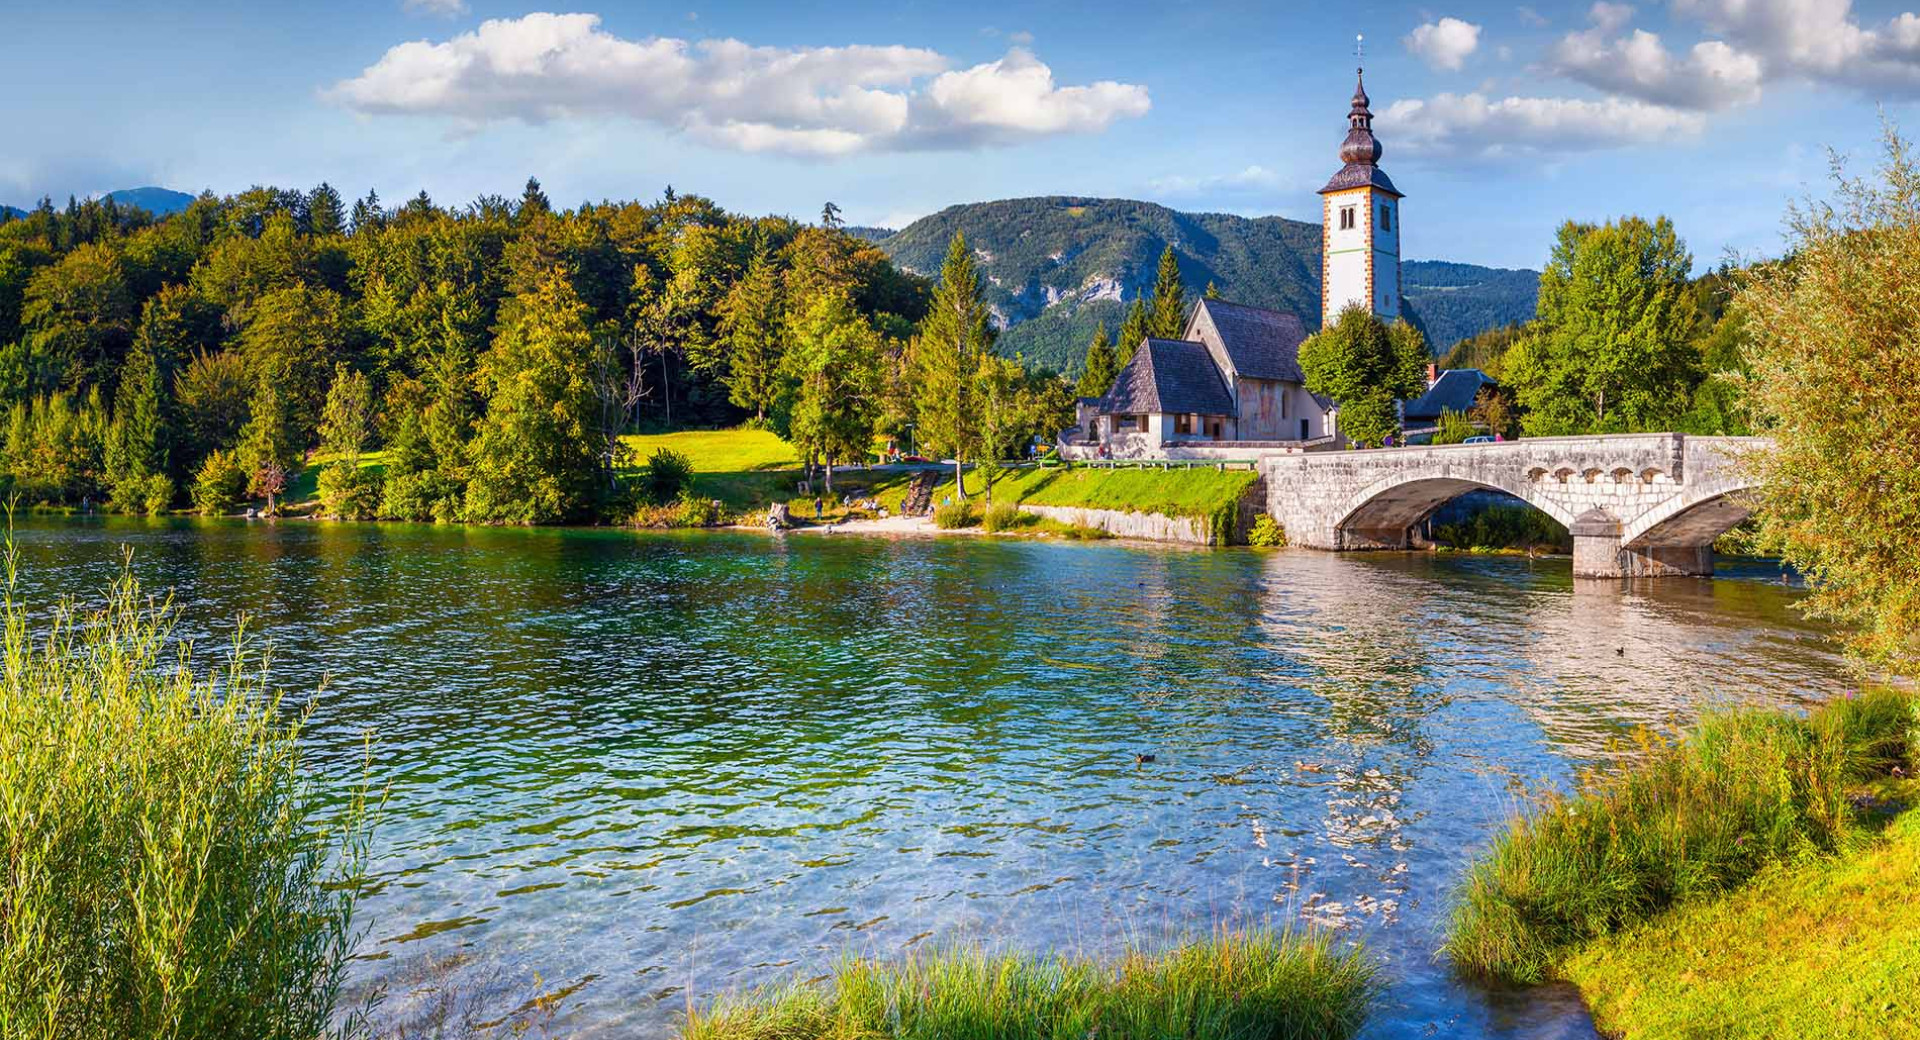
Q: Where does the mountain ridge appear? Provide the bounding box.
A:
[862,195,1538,372]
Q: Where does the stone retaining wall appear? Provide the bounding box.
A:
[1018,504,1215,544]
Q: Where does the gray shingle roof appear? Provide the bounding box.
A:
[1318,162,1402,196]
[1102,338,1234,416]
[1193,298,1310,383]
[1404,368,1495,422]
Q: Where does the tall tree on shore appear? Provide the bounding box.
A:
[307,183,345,237]
[717,250,787,424]
[236,376,296,514]
[783,291,879,493]
[1742,123,1920,673]
[1076,322,1117,397]
[1297,304,1430,448]
[464,272,600,523]
[1114,296,1148,367]
[1147,245,1187,339]
[915,231,992,500]
[518,177,552,223]
[1503,216,1699,436]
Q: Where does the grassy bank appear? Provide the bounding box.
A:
[1446,689,1919,987]
[680,930,1378,1040]
[1563,809,1920,1038]
[909,464,1260,541]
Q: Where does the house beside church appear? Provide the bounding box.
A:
[1064,64,1407,459]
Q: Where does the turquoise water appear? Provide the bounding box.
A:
[14,519,1850,1038]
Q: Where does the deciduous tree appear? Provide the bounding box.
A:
[1297,304,1429,448]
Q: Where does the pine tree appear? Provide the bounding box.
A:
[519,177,552,223]
[308,183,345,236]
[717,251,787,423]
[820,201,843,229]
[464,273,601,523]
[1205,281,1223,300]
[236,376,297,513]
[105,340,165,502]
[1115,296,1149,367]
[1076,323,1117,397]
[350,189,382,235]
[1147,245,1187,339]
[318,363,373,463]
[914,231,992,500]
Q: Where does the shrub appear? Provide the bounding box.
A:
[1247,514,1287,548]
[380,469,464,523]
[981,501,1023,532]
[0,554,374,1039]
[681,930,1378,1040]
[674,489,725,528]
[1431,505,1567,552]
[317,460,383,520]
[1445,688,1918,984]
[933,502,979,529]
[141,473,174,515]
[644,448,695,505]
[190,448,249,515]
[1432,407,1476,445]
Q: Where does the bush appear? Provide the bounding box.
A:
[1445,688,1918,984]
[645,448,695,505]
[674,489,725,528]
[108,472,174,516]
[316,460,383,520]
[380,469,464,523]
[1247,514,1287,547]
[0,555,373,1039]
[141,473,174,515]
[981,501,1023,532]
[190,449,249,515]
[1431,505,1567,552]
[1432,407,1476,445]
[681,930,1378,1040]
[933,502,979,529]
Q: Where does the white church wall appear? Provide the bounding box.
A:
[1323,187,1374,319]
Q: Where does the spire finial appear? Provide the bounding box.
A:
[1355,33,1364,73]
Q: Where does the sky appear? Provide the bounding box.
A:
[5,0,1920,269]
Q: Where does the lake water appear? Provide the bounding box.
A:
[14,518,1853,1038]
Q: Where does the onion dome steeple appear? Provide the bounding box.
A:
[1339,70,1383,165]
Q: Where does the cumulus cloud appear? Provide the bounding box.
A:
[1147,165,1285,198]
[1552,16,1763,110]
[1405,17,1482,71]
[328,12,1149,156]
[1672,0,1920,93]
[403,0,468,16]
[1380,91,1704,156]
[1588,2,1635,35]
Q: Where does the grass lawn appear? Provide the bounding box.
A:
[907,464,1260,540]
[1565,808,1920,1039]
[286,450,389,509]
[622,428,798,473]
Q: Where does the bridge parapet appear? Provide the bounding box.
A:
[1260,433,1765,577]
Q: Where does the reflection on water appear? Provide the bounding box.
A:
[13,519,1850,1039]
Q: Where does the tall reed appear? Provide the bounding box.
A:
[0,541,374,1039]
[1446,689,1918,984]
[681,928,1378,1040]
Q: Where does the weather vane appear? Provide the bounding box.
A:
[1355,33,1365,70]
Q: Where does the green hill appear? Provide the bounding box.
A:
[867,196,1536,373]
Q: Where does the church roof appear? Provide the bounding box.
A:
[1192,298,1311,383]
[1102,338,1234,416]
[1319,162,1402,196]
[1404,368,1496,422]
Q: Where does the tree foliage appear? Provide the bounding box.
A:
[783,291,880,491]
[1504,217,1700,436]
[1147,245,1187,340]
[914,232,993,498]
[1742,124,1920,672]
[1297,305,1429,448]
[1076,323,1117,398]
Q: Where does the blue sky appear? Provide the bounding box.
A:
[5,0,1919,269]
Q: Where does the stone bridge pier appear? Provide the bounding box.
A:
[1260,434,1764,578]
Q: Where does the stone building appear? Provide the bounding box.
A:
[1067,66,1402,459]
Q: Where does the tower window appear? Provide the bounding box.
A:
[1339,206,1356,230]
[1379,205,1391,232]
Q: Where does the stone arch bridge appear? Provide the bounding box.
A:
[1261,434,1765,577]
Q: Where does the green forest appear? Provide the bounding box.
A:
[0,183,1072,523]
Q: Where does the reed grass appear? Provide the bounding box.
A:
[1445,688,1919,984]
[680,929,1378,1040]
[0,539,374,1039]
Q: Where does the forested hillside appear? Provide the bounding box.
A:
[866,197,1538,370]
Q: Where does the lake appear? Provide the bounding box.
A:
[12,518,1853,1038]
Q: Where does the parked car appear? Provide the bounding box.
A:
[1463,435,1497,444]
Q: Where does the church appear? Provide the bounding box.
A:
[1068,66,1402,458]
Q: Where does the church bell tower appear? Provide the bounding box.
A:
[1319,49,1402,325]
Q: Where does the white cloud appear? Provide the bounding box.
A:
[1148,165,1285,198]
[402,0,468,16]
[328,13,1149,156]
[1405,17,1482,71]
[1588,2,1635,35]
[1380,91,1705,156]
[1516,6,1549,29]
[1672,0,1920,93]
[1552,25,1763,110]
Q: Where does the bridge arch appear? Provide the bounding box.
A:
[1621,486,1756,548]
[1331,471,1578,549]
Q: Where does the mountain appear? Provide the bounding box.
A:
[864,196,1537,373]
[103,187,196,216]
